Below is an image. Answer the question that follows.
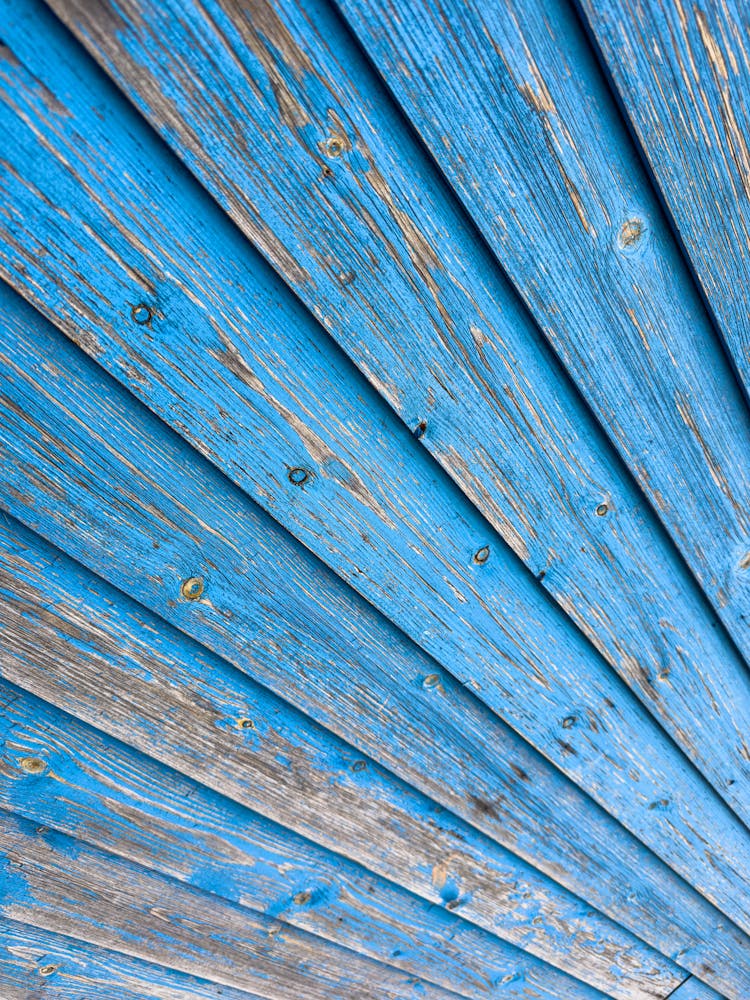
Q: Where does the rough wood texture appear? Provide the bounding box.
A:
[1,290,747,1000]
[579,0,750,407]
[0,812,467,1000]
[0,680,603,1000]
[0,918,268,1000]
[27,0,750,836]
[666,979,726,1000]
[1,7,750,951]
[331,0,750,666]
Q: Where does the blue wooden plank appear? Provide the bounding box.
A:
[0,812,467,1000]
[667,979,726,1000]
[0,4,750,942]
[28,0,750,843]
[328,0,750,673]
[578,0,750,412]
[0,293,746,1000]
[0,917,268,1000]
[0,678,607,1000]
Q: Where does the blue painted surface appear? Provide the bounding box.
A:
[0,0,746,997]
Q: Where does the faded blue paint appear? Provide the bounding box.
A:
[0,280,744,1000]
[0,0,744,997]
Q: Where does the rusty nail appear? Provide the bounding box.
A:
[595,502,609,517]
[445,898,461,911]
[618,219,643,250]
[238,718,254,730]
[19,757,46,774]
[562,716,576,729]
[288,467,311,486]
[325,135,345,158]
[131,303,153,325]
[180,576,204,601]
[38,965,58,977]
[473,545,490,565]
[423,673,441,690]
[351,759,367,772]
[294,890,312,905]
[414,420,427,439]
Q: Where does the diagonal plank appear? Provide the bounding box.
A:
[1,4,750,923]
[0,523,674,1000]
[0,917,269,1000]
[329,0,750,661]
[0,679,603,1000]
[578,0,750,407]
[24,0,750,833]
[666,979,726,1000]
[0,295,746,999]
[0,812,466,1000]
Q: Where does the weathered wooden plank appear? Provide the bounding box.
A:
[0,812,466,1000]
[666,979,726,1000]
[0,298,746,1000]
[24,0,750,838]
[578,0,750,406]
[328,0,750,657]
[2,2,750,936]
[0,679,603,1000]
[0,917,268,1000]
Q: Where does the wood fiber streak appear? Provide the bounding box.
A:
[0,681,599,1000]
[331,0,750,671]
[0,814,465,1000]
[579,0,750,408]
[33,0,750,834]
[0,917,268,1000]
[0,293,745,1000]
[0,6,749,951]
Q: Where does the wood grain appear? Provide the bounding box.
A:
[23,0,750,837]
[0,2,749,932]
[330,0,750,669]
[0,812,466,1000]
[0,679,603,1000]
[579,0,750,409]
[666,979,726,1000]
[0,290,746,999]
[0,917,268,1000]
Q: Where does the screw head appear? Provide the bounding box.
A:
[38,964,58,977]
[130,303,153,325]
[238,717,254,729]
[595,502,609,517]
[422,673,441,690]
[19,756,46,774]
[180,576,204,601]
[324,135,345,158]
[473,545,490,564]
[618,218,644,250]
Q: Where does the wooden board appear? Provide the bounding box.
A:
[0,6,749,946]
[330,0,750,671]
[0,281,746,999]
[579,0,750,406]
[0,679,605,1000]
[0,812,468,1000]
[23,0,750,838]
[0,918,267,1000]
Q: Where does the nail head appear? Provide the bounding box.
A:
[180,576,205,601]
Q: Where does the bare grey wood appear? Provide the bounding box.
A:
[0,812,464,1000]
[0,917,268,1000]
